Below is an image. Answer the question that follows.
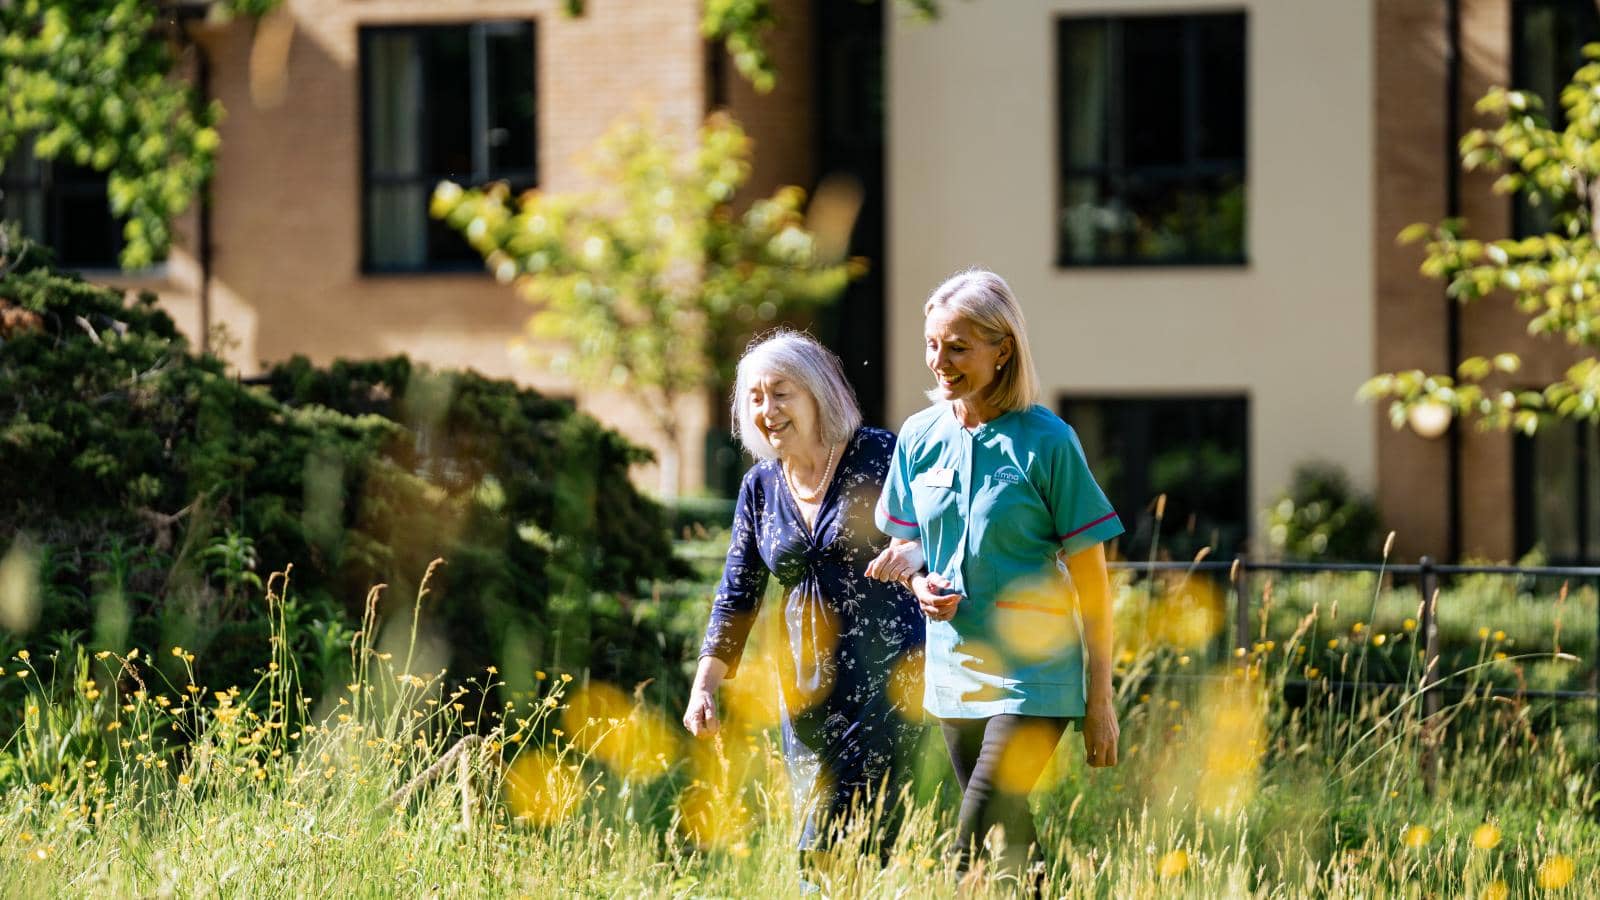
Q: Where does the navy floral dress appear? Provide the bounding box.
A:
[700,426,926,850]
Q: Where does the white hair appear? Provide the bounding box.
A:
[732,330,862,460]
[923,268,1041,411]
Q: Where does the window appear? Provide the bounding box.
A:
[1512,0,1600,236]
[0,141,122,269]
[1059,395,1249,559]
[1514,421,1600,564]
[360,22,536,273]
[1056,13,1247,266]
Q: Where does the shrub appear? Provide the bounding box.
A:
[0,244,689,733]
[1265,463,1382,562]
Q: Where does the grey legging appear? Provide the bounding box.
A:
[940,714,1071,874]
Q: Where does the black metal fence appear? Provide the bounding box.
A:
[1108,556,1600,730]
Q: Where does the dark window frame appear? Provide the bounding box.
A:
[1514,418,1598,565]
[1054,11,1249,269]
[1057,392,1251,560]
[358,20,538,275]
[0,145,124,270]
[1508,0,1599,237]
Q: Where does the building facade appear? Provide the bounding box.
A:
[4,0,864,497]
[888,0,1594,564]
[11,0,1595,562]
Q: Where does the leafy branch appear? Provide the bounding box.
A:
[1364,45,1600,433]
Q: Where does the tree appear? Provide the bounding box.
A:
[1363,44,1600,434]
[699,0,939,93]
[430,113,859,494]
[0,0,278,269]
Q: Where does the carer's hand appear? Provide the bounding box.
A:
[682,688,719,737]
[1082,694,1120,767]
[913,573,962,622]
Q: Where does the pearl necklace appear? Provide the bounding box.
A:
[784,440,838,504]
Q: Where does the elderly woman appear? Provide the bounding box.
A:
[868,268,1123,883]
[684,331,925,861]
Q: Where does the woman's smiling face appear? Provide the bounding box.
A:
[924,307,1010,405]
[748,372,820,454]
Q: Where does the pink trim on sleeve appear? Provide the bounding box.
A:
[878,501,919,530]
[1057,511,1118,542]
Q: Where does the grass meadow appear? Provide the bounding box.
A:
[1,543,1597,898]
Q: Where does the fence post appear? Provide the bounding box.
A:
[1418,556,1441,795]
[1233,557,1250,663]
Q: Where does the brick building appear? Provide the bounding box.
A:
[3,0,881,497]
[8,1,1595,563]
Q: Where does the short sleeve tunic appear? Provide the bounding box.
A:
[875,404,1123,719]
[699,426,925,849]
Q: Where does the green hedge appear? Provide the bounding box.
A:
[0,245,690,731]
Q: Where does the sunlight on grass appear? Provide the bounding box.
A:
[0,558,1594,896]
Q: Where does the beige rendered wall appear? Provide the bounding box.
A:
[110,0,712,494]
[887,0,1376,552]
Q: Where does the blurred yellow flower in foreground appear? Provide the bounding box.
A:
[1538,855,1575,890]
[678,780,751,849]
[1482,880,1508,900]
[1158,849,1189,878]
[993,575,1079,661]
[1471,823,1501,850]
[994,719,1068,795]
[1401,825,1431,849]
[504,750,583,826]
[562,683,678,781]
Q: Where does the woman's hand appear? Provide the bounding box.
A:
[683,656,728,737]
[1081,693,1120,767]
[865,539,925,584]
[682,688,720,737]
[913,573,962,621]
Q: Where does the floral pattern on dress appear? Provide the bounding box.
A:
[700,426,926,850]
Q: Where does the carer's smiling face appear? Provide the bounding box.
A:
[924,307,1009,404]
[748,372,820,454]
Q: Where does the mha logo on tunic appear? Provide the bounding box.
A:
[992,466,1025,485]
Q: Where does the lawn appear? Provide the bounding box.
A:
[0,543,1595,898]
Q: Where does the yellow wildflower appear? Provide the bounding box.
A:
[1538,855,1575,890]
[1158,849,1189,878]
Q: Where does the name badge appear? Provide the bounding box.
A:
[925,466,955,489]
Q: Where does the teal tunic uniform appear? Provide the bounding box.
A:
[875,403,1124,719]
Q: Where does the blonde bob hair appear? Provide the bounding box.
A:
[732,330,863,461]
[923,268,1041,412]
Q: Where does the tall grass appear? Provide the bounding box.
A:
[0,556,1596,897]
